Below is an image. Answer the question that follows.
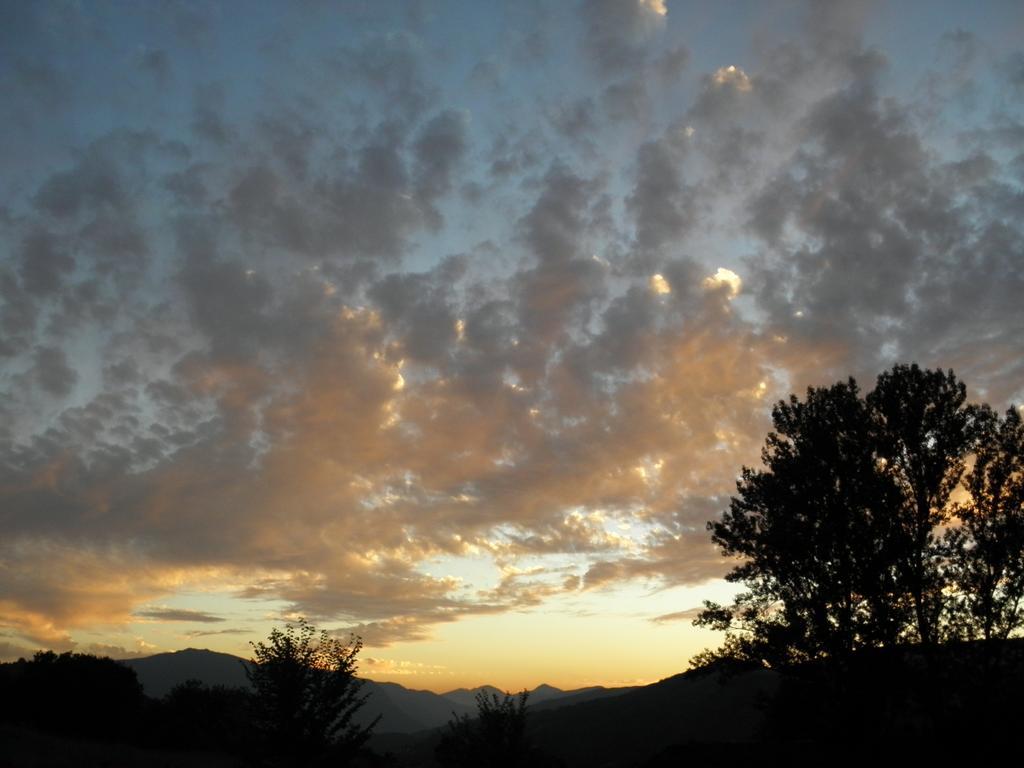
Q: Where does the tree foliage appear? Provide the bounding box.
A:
[0,650,144,740]
[156,678,255,753]
[944,406,1024,644]
[868,364,975,645]
[436,690,534,768]
[697,379,905,667]
[247,618,377,767]
[695,364,1023,671]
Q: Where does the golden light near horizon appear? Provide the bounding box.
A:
[1,0,1023,695]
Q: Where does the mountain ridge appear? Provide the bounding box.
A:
[119,648,630,735]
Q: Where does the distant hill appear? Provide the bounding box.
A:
[526,667,779,767]
[529,682,602,705]
[384,666,779,767]
[122,649,250,697]
[121,649,472,733]
[437,684,504,709]
[119,649,623,736]
[439,682,627,710]
[529,683,636,712]
[361,680,475,733]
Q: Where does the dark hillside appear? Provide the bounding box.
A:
[384,665,778,767]
[527,667,778,767]
[529,684,636,712]
[123,648,251,697]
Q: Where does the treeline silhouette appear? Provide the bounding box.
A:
[0,634,562,767]
[0,645,556,767]
[0,650,252,762]
[435,690,563,768]
[0,638,394,767]
[0,650,146,742]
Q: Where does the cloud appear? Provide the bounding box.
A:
[627,134,695,255]
[702,268,742,299]
[136,47,171,86]
[0,269,38,357]
[413,110,470,225]
[0,542,175,647]
[582,0,668,76]
[649,607,703,623]
[32,131,155,219]
[191,83,232,145]
[81,642,156,659]
[333,618,448,647]
[602,77,651,123]
[0,639,37,662]
[134,608,226,623]
[656,45,690,83]
[361,656,447,677]
[185,627,252,638]
[710,65,752,92]
[368,258,465,364]
[30,345,78,397]
[2,0,1023,657]
[332,31,437,124]
[639,0,667,17]
[18,229,74,296]
[546,98,598,142]
[649,274,671,295]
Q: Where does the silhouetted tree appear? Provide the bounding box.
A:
[695,378,907,669]
[689,364,1024,749]
[945,406,1024,644]
[867,364,977,645]
[247,619,378,767]
[157,678,254,753]
[436,690,537,768]
[695,364,990,670]
[0,651,145,740]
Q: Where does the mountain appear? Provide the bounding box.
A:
[122,649,251,697]
[121,648,635,736]
[385,666,779,767]
[361,680,474,733]
[529,683,589,704]
[119,650,480,734]
[439,682,624,710]
[438,684,504,709]
[120,649,641,738]
[529,683,636,711]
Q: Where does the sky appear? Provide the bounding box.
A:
[1,0,1023,692]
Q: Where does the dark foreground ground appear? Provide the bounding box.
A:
[3,641,1022,767]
